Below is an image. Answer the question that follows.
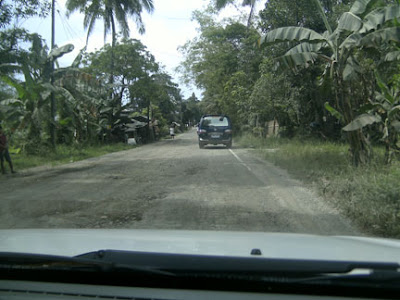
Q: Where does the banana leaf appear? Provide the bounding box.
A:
[350,0,379,15]
[260,27,326,45]
[360,5,400,34]
[337,12,363,33]
[342,114,381,131]
[325,102,344,122]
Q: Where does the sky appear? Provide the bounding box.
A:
[19,0,259,98]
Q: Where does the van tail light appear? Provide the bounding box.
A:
[225,129,232,134]
[198,129,207,134]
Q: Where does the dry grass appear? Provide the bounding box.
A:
[236,134,400,238]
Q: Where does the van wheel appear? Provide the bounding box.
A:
[199,143,205,149]
[226,141,232,149]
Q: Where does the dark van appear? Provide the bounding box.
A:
[197,115,232,149]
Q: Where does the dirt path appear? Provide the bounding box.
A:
[0,129,360,235]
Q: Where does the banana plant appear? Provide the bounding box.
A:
[343,72,400,164]
[56,68,110,143]
[260,1,400,77]
[259,0,400,165]
[0,43,75,150]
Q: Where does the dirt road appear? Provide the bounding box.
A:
[0,129,359,234]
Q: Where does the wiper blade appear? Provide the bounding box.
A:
[0,252,175,276]
[3,250,398,282]
[76,250,400,283]
[76,250,400,273]
[288,269,400,285]
[2,251,400,296]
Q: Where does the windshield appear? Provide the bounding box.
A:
[1,0,400,267]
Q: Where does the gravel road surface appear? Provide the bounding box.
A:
[0,129,359,234]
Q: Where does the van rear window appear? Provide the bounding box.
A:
[202,116,229,127]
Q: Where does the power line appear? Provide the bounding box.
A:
[55,0,84,44]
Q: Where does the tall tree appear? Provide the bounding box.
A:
[258,0,331,33]
[66,0,154,139]
[65,0,154,98]
[182,93,202,125]
[214,0,258,27]
[65,0,154,47]
[179,7,262,126]
[82,38,158,137]
[0,0,51,28]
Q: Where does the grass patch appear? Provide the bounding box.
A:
[236,134,400,238]
[10,143,134,171]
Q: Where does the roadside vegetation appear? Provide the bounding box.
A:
[0,0,201,162]
[10,143,133,171]
[179,0,400,166]
[237,134,400,238]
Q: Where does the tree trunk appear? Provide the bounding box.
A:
[147,102,153,142]
[50,0,56,150]
[336,74,371,166]
[246,1,255,28]
[105,14,116,143]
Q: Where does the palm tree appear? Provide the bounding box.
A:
[66,0,154,136]
[214,0,258,27]
[65,0,154,47]
[260,0,400,165]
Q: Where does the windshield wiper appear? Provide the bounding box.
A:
[0,252,175,276]
[1,251,399,296]
[285,268,400,285]
[2,250,399,284]
[74,250,398,272]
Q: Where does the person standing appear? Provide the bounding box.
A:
[169,123,175,140]
[0,126,15,174]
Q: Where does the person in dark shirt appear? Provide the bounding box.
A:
[0,126,15,174]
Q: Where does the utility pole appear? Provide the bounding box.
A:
[50,0,56,149]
